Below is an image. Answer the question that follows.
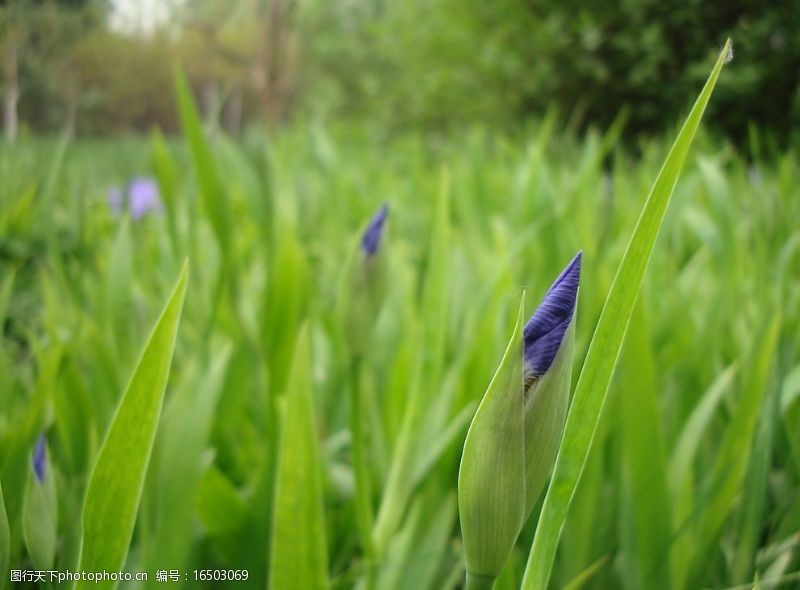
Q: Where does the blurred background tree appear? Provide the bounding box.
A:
[1,0,799,147]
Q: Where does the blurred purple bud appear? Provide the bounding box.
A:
[127,177,162,220]
[361,203,389,256]
[523,252,581,388]
[33,434,46,483]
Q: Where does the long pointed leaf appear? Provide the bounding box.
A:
[522,40,732,589]
[269,324,329,590]
[76,262,189,590]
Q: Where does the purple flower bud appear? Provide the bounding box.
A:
[127,177,162,220]
[361,203,389,256]
[523,252,582,390]
[32,434,46,483]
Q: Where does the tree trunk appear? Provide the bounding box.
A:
[201,80,220,133]
[224,88,243,136]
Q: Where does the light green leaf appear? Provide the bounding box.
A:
[269,324,329,590]
[76,262,189,590]
[458,295,526,584]
[0,480,11,588]
[522,39,733,590]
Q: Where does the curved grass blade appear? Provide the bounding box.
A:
[688,316,780,586]
[269,324,329,590]
[174,68,231,259]
[0,481,9,590]
[522,39,733,590]
[76,262,189,590]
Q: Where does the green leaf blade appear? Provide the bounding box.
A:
[269,324,329,590]
[0,481,10,589]
[76,263,189,590]
[522,39,733,590]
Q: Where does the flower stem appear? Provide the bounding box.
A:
[350,355,376,587]
[465,572,496,590]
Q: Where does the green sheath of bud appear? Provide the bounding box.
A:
[458,251,580,584]
[522,315,575,518]
[23,437,58,570]
[337,240,388,355]
[458,296,527,581]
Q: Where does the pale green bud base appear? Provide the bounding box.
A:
[465,573,496,590]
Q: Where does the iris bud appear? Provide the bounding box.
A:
[23,434,58,570]
[338,204,389,355]
[459,252,581,586]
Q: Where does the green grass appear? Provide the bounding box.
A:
[0,52,798,589]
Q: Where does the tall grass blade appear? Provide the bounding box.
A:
[688,316,780,585]
[521,39,732,589]
[0,481,10,590]
[76,262,189,589]
[268,324,329,590]
[618,303,671,590]
[174,68,232,258]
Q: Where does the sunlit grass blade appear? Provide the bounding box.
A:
[522,39,733,590]
[76,262,189,590]
[269,324,329,590]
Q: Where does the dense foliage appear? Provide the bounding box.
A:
[1,87,798,589]
[309,0,800,146]
[3,0,800,145]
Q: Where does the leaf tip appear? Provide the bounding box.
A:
[723,38,734,64]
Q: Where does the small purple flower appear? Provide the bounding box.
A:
[127,177,162,220]
[106,177,162,220]
[361,203,389,256]
[32,433,47,483]
[523,252,582,391]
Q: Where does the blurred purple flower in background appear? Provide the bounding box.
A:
[107,177,163,220]
[361,203,389,256]
[33,433,47,483]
